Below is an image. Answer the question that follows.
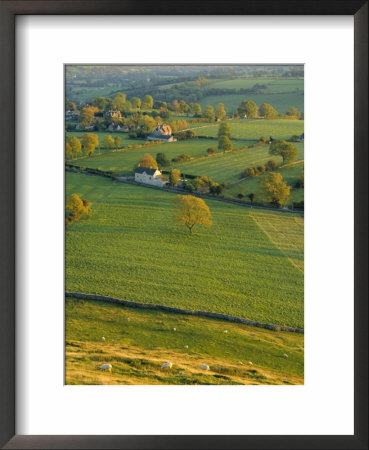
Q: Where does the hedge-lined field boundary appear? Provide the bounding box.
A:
[66,292,304,334]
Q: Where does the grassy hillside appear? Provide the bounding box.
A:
[175,143,304,183]
[194,119,304,140]
[65,298,304,385]
[200,93,304,115]
[224,161,304,205]
[67,139,236,175]
[66,172,304,328]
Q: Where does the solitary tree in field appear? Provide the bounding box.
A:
[136,153,158,170]
[174,195,212,235]
[217,122,231,139]
[237,100,258,118]
[215,102,227,120]
[269,140,298,165]
[259,172,291,207]
[169,169,181,186]
[81,133,99,156]
[218,135,233,152]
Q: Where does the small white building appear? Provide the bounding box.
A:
[134,167,165,187]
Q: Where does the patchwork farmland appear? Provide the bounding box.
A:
[65,65,304,385]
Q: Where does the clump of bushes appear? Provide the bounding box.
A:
[172,154,192,163]
[174,130,196,140]
[65,193,91,226]
[184,175,227,196]
[242,159,279,178]
[206,147,216,155]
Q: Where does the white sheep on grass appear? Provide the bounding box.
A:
[201,364,210,371]
[161,362,173,369]
[99,364,112,372]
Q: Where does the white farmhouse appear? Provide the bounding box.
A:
[134,167,166,187]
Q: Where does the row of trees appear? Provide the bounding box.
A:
[237,100,301,119]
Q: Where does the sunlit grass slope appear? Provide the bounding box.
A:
[175,143,304,183]
[68,139,223,175]
[65,298,304,385]
[66,172,304,328]
[224,161,304,205]
[193,119,304,140]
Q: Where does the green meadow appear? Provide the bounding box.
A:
[225,162,304,205]
[65,298,304,385]
[68,139,227,174]
[66,172,304,329]
[174,143,304,183]
[193,119,304,140]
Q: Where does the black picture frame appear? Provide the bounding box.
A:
[0,1,367,449]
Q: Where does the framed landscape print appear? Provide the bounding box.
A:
[64,64,305,386]
[0,1,367,449]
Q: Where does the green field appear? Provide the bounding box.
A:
[68,139,232,175]
[225,162,304,205]
[66,298,304,385]
[66,172,304,328]
[193,119,304,140]
[204,77,304,92]
[174,143,304,183]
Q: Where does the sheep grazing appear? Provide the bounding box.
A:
[237,361,243,365]
[101,336,105,341]
[99,364,112,372]
[161,362,173,369]
[201,364,210,370]
[183,345,189,349]
[223,330,228,334]
[283,353,289,359]
[248,361,253,365]
[173,328,176,331]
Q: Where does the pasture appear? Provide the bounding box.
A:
[193,119,304,140]
[174,143,304,183]
[204,77,304,92]
[65,297,304,385]
[200,93,304,115]
[224,161,305,205]
[68,139,229,175]
[66,172,304,328]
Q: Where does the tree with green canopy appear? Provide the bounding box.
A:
[259,103,278,118]
[237,100,258,118]
[269,140,298,165]
[259,172,291,207]
[174,195,212,235]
